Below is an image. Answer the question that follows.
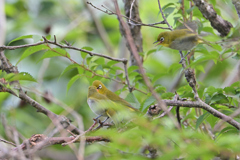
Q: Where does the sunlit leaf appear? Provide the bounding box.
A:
[8,72,37,82]
[59,63,80,78]
[81,46,93,59]
[17,44,49,65]
[142,96,155,112]
[161,92,174,99]
[67,74,80,93]
[196,112,210,129]
[8,35,33,45]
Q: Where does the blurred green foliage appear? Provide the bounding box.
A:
[1,0,240,159]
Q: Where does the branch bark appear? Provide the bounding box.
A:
[232,0,240,18]
[193,0,232,36]
[161,99,240,130]
[121,0,143,66]
[0,134,109,159]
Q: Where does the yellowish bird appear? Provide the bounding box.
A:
[87,86,115,120]
[154,29,203,51]
[92,80,139,112]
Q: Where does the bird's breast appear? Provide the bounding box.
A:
[87,98,108,117]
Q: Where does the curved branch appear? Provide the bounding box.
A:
[162,99,240,130]
[0,134,109,159]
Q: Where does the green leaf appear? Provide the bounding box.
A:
[17,44,49,65]
[52,48,70,58]
[155,85,166,93]
[128,65,139,73]
[8,35,33,45]
[164,7,175,18]
[195,65,205,73]
[39,48,70,61]
[45,35,51,40]
[204,86,217,96]
[190,54,218,68]
[81,46,93,59]
[67,75,80,93]
[107,60,119,66]
[232,53,240,60]
[4,73,15,81]
[168,63,181,73]
[196,112,210,129]
[162,3,175,10]
[8,72,37,82]
[142,96,155,112]
[125,92,140,109]
[86,57,93,65]
[59,63,79,78]
[211,93,229,104]
[216,126,238,139]
[94,57,105,65]
[112,66,124,71]
[161,92,175,99]
[146,49,157,57]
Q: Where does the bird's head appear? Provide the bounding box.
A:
[92,80,107,94]
[153,31,171,47]
[88,86,98,98]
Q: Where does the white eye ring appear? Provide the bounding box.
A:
[160,37,164,41]
[98,84,102,89]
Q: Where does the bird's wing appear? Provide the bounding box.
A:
[170,34,198,50]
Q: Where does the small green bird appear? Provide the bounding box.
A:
[153,29,202,51]
[92,80,138,112]
[87,86,115,120]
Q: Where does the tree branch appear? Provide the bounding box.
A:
[87,2,170,30]
[161,99,240,130]
[0,134,109,159]
[193,0,232,36]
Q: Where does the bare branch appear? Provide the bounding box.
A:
[83,0,114,55]
[0,37,127,63]
[157,0,173,30]
[87,2,170,30]
[0,138,16,147]
[162,99,240,130]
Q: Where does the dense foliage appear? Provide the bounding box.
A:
[0,0,240,159]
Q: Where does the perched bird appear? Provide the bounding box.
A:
[87,86,115,120]
[92,80,138,112]
[153,29,202,51]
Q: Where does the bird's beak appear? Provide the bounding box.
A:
[153,40,162,46]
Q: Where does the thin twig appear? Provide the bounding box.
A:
[123,62,132,92]
[1,36,147,95]
[84,0,114,55]
[62,120,98,146]
[157,0,172,30]
[87,2,170,30]
[0,138,16,147]
[129,0,136,23]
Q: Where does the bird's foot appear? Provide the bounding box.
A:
[179,58,186,64]
[94,120,104,130]
[179,51,190,64]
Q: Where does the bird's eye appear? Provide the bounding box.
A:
[160,37,164,41]
[97,84,102,89]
